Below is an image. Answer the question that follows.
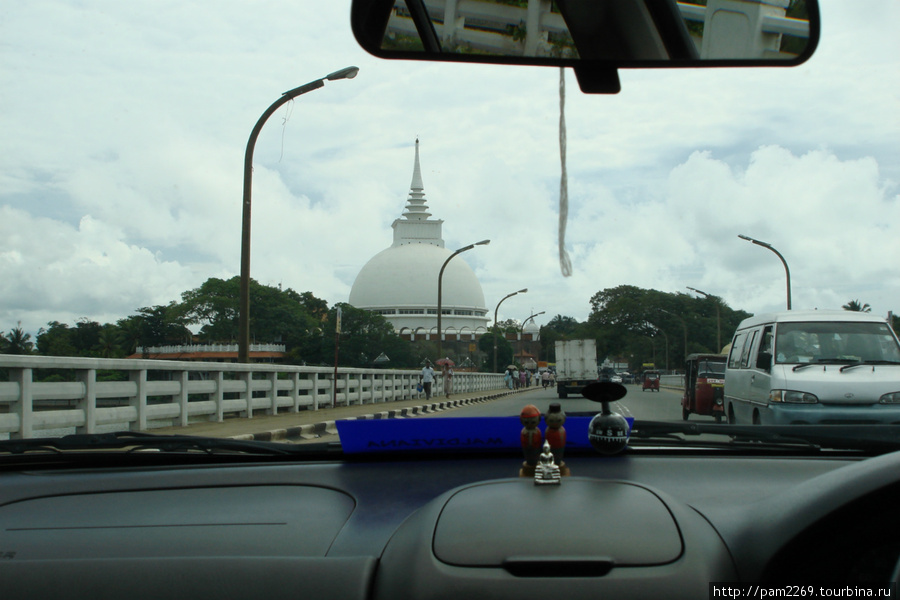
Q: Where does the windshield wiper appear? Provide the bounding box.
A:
[791,358,854,371]
[0,431,324,456]
[792,362,821,371]
[629,421,900,452]
[840,360,900,372]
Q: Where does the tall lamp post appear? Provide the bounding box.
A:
[437,239,490,359]
[738,234,792,311]
[238,66,359,363]
[687,286,721,353]
[493,288,528,373]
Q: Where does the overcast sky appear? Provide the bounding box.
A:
[1,1,898,338]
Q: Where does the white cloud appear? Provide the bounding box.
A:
[1,0,898,339]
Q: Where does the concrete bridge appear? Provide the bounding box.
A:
[0,355,506,439]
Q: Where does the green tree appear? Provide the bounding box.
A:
[94,324,125,358]
[133,304,192,350]
[116,316,144,355]
[179,277,242,341]
[320,303,414,368]
[478,331,513,372]
[1,322,34,355]
[842,299,871,312]
[36,321,79,356]
[178,277,326,363]
[588,285,749,371]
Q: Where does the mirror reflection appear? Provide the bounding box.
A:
[374,0,813,62]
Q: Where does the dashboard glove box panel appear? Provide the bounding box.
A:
[433,478,683,566]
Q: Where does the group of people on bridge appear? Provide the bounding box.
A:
[504,367,554,390]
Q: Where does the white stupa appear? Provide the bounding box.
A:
[349,140,490,340]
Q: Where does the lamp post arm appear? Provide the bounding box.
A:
[738,234,792,311]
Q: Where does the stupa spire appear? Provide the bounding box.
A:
[402,138,431,220]
[391,138,443,247]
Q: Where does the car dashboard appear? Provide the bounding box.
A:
[3,447,900,599]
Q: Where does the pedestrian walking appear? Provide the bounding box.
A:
[421,361,435,399]
[442,363,453,398]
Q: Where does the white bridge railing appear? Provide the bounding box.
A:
[0,356,504,439]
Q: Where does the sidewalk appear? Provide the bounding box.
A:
[150,387,541,443]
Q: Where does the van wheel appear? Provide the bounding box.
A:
[682,407,690,421]
[728,405,736,424]
[752,410,761,425]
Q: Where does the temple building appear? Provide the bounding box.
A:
[349,140,490,342]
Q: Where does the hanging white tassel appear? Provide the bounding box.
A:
[558,67,572,277]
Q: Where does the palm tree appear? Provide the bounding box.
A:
[842,299,871,312]
[2,323,35,354]
[94,325,124,358]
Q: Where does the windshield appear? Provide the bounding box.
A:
[776,322,900,365]
[697,361,725,378]
[1,1,898,455]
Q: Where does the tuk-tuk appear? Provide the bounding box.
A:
[681,353,727,422]
[641,371,660,392]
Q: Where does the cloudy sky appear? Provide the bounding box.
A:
[1,1,898,338]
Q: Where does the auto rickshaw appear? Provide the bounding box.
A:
[681,353,727,422]
[641,371,660,392]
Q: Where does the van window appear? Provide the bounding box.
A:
[761,326,774,356]
[775,321,900,364]
[740,330,758,368]
[728,333,746,369]
[753,326,774,369]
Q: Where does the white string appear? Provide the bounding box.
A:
[558,67,573,277]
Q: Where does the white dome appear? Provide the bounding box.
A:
[523,319,541,334]
[350,244,486,310]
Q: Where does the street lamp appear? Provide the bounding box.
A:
[518,310,545,366]
[437,239,490,358]
[493,288,527,373]
[687,286,721,353]
[520,311,546,333]
[738,234,792,311]
[238,66,359,363]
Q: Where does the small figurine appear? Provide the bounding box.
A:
[544,403,570,476]
[534,440,561,485]
[519,404,543,477]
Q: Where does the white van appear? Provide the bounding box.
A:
[724,310,900,425]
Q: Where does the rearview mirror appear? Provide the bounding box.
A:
[351,0,820,93]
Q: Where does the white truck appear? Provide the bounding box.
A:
[554,339,599,399]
